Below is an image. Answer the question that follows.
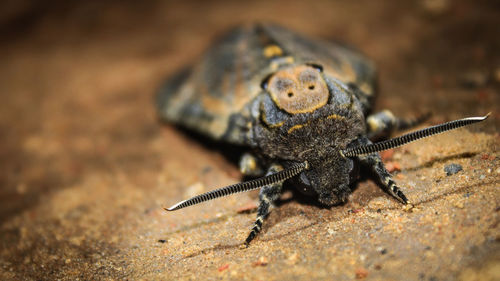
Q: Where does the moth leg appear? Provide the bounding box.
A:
[356,137,409,204]
[367,110,430,139]
[245,164,283,246]
[239,153,264,177]
[359,152,409,204]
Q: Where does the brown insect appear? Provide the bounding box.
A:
[156,23,488,246]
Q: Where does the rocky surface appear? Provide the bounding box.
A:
[0,1,499,280]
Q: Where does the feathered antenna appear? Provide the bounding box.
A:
[342,114,490,157]
[166,161,308,211]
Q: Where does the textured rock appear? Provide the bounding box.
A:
[444,163,463,176]
[0,1,498,280]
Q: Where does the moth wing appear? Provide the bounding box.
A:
[157,24,378,143]
[156,26,271,145]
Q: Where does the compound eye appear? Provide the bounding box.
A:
[292,172,316,196]
[268,65,329,114]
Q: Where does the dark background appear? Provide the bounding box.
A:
[0,0,498,280]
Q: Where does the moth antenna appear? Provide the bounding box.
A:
[342,114,490,157]
[165,161,308,211]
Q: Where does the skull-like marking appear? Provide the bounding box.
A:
[268,65,329,114]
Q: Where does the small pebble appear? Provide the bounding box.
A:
[479,175,486,180]
[327,228,335,235]
[218,264,229,272]
[376,246,387,254]
[444,163,462,176]
[252,256,268,267]
[287,253,299,265]
[351,208,364,214]
[385,161,401,172]
[403,203,416,212]
[355,267,369,279]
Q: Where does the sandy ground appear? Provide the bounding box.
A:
[0,0,499,280]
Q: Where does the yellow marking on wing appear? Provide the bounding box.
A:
[359,83,373,96]
[326,114,346,120]
[287,113,346,135]
[291,101,327,114]
[260,108,285,128]
[287,124,305,134]
[263,45,283,58]
[270,56,295,71]
[270,121,285,128]
[200,85,231,138]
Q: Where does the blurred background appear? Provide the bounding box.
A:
[0,0,498,280]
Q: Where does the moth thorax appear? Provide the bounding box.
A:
[268,65,329,114]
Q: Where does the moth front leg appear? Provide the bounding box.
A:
[356,137,409,205]
[359,153,409,204]
[245,164,283,246]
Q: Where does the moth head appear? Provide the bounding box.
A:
[264,64,329,114]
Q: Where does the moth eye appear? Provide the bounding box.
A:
[308,85,315,90]
[287,92,294,97]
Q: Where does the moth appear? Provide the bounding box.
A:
[156,23,488,246]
